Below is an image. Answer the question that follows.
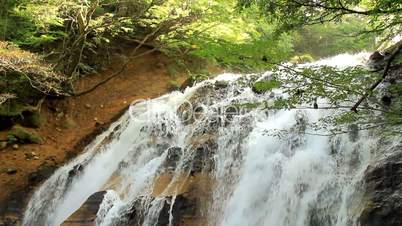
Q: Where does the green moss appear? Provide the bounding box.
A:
[214,80,229,89]
[252,80,281,94]
[0,102,26,117]
[8,125,42,144]
[21,111,46,128]
[232,102,260,109]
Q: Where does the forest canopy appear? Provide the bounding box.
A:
[238,0,402,42]
[0,0,377,73]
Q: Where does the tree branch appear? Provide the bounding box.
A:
[72,48,157,97]
[351,42,402,112]
[72,25,163,97]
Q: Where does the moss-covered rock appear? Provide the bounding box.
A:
[0,102,27,117]
[8,125,42,144]
[21,111,46,128]
[214,80,229,89]
[0,101,43,129]
[252,80,281,94]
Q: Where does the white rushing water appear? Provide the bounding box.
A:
[23,53,384,226]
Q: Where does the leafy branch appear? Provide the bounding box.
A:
[351,41,402,112]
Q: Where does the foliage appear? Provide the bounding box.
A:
[0,41,67,97]
[1,0,167,75]
[144,0,295,72]
[237,0,402,42]
[269,63,402,135]
[0,0,375,75]
[236,0,402,135]
[0,41,67,126]
[292,18,376,58]
[0,0,66,47]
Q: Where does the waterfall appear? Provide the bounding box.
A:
[23,53,385,226]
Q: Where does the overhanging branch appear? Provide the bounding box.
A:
[351,42,402,112]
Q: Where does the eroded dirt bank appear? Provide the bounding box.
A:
[0,49,187,224]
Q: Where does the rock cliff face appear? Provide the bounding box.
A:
[62,191,107,226]
[360,147,402,226]
[62,174,207,226]
[359,46,402,226]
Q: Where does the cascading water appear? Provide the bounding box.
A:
[23,53,385,226]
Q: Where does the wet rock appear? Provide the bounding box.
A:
[191,144,215,174]
[177,83,224,125]
[360,148,402,226]
[61,191,107,226]
[369,51,384,61]
[65,151,77,159]
[122,195,195,226]
[214,80,229,89]
[27,162,57,185]
[179,77,195,91]
[165,146,182,170]
[154,195,195,226]
[0,189,29,226]
[367,51,385,70]
[63,191,196,226]
[68,164,83,179]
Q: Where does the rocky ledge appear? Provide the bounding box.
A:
[360,146,402,226]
